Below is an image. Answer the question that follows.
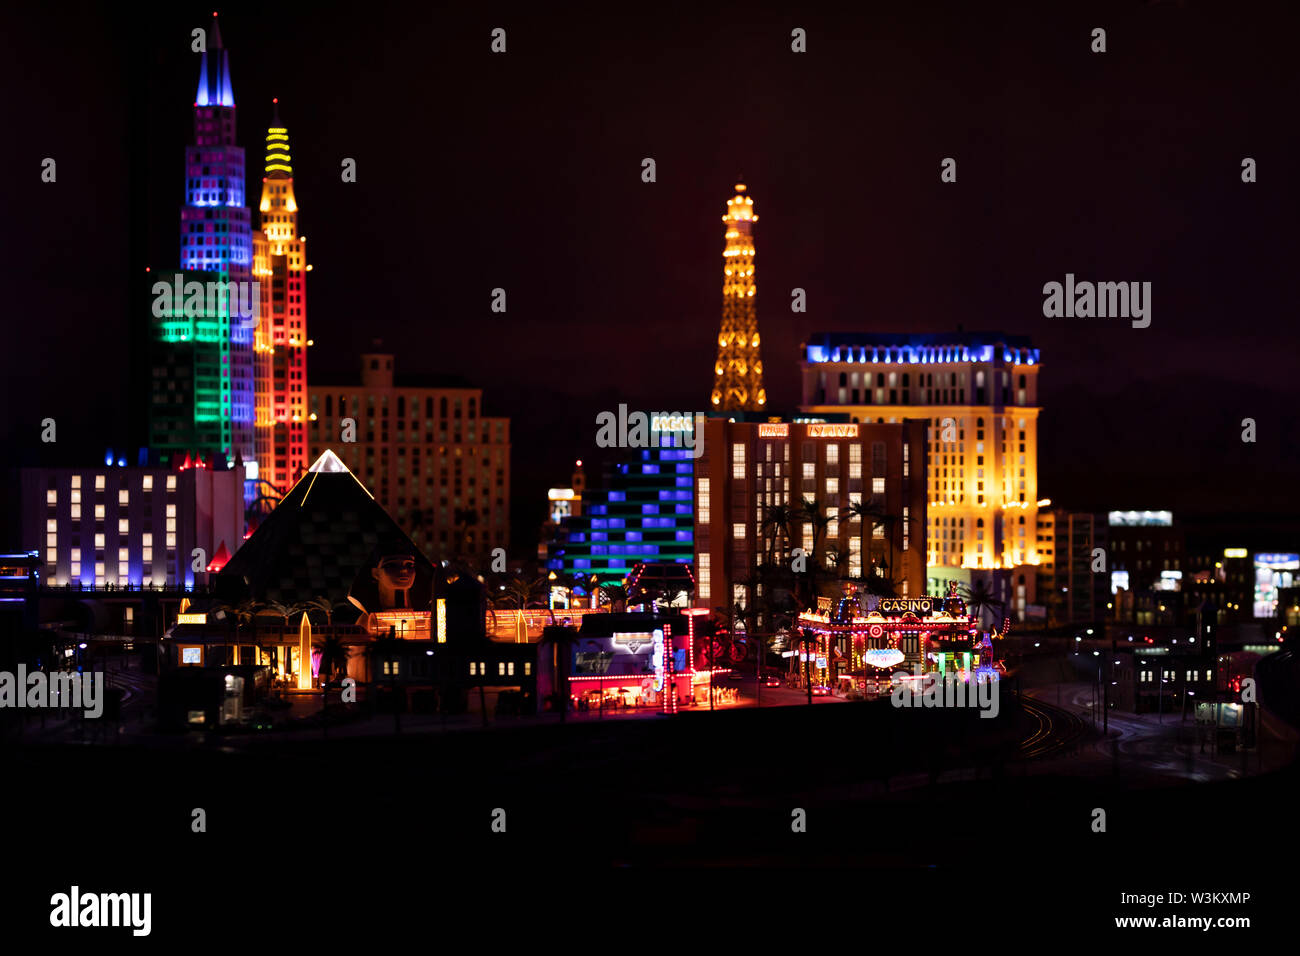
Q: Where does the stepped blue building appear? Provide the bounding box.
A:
[546,439,695,587]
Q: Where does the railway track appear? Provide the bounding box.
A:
[1019,692,1089,759]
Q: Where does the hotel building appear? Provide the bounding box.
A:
[150,14,256,470]
[252,99,309,494]
[1036,509,1110,626]
[799,331,1041,615]
[545,438,695,587]
[307,353,510,560]
[20,459,246,590]
[692,418,928,617]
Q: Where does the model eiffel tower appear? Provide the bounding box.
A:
[711,182,766,411]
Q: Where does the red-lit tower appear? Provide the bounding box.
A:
[252,98,309,492]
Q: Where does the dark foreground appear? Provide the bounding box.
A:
[4,694,1294,940]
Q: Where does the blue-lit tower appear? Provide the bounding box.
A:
[547,436,696,587]
[170,12,255,467]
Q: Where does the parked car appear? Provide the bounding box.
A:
[811,685,830,697]
[762,674,781,688]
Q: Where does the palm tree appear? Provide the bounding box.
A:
[961,579,1006,633]
[796,498,831,607]
[313,632,351,707]
[847,498,899,587]
[296,596,335,628]
[760,503,795,566]
[600,584,628,613]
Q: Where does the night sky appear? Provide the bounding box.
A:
[5,1,1300,550]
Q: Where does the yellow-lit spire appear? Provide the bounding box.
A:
[712,179,765,412]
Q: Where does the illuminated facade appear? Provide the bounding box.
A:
[800,332,1042,609]
[21,459,246,590]
[794,586,992,690]
[252,99,309,493]
[545,437,695,587]
[538,461,585,562]
[150,13,255,469]
[692,418,928,617]
[307,354,510,560]
[711,182,765,412]
[1037,509,1110,625]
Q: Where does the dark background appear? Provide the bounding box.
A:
[4,0,1299,553]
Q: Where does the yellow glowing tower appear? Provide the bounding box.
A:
[252,98,309,494]
[711,182,766,412]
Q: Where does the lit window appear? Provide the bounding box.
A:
[142,533,152,546]
[498,662,506,676]
[524,662,531,676]
[95,475,105,491]
[166,519,177,533]
[46,490,57,505]
[698,553,710,601]
[697,478,710,525]
[825,478,838,496]
[734,523,746,539]
[71,504,80,519]
[872,478,885,495]
[118,519,129,534]
[118,490,129,506]
[166,504,177,518]
[142,475,153,491]
[94,533,105,548]
[71,475,81,489]
[469,662,477,675]
[508,661,515,676]
[46,533,57,547]
[166,476,176,490]
[166,533,176,547]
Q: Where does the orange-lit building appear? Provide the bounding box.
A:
[692,417,928,621]
[307,353,510,561]
[800,332,1042,616]
[252,100,309,494]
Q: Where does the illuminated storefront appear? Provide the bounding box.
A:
[795,584,999,689]
[542,611,705,714]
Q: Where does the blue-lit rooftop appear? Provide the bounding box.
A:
[804,332,1039,367]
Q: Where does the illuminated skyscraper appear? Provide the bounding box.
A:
[800,332,1043,617]
[252,98,309,493]
[150,13,256,473]
[711,182,766,412]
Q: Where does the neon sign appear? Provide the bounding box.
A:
[863,648,904,669]
[878,597,938,616]
[807,424,858,438]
